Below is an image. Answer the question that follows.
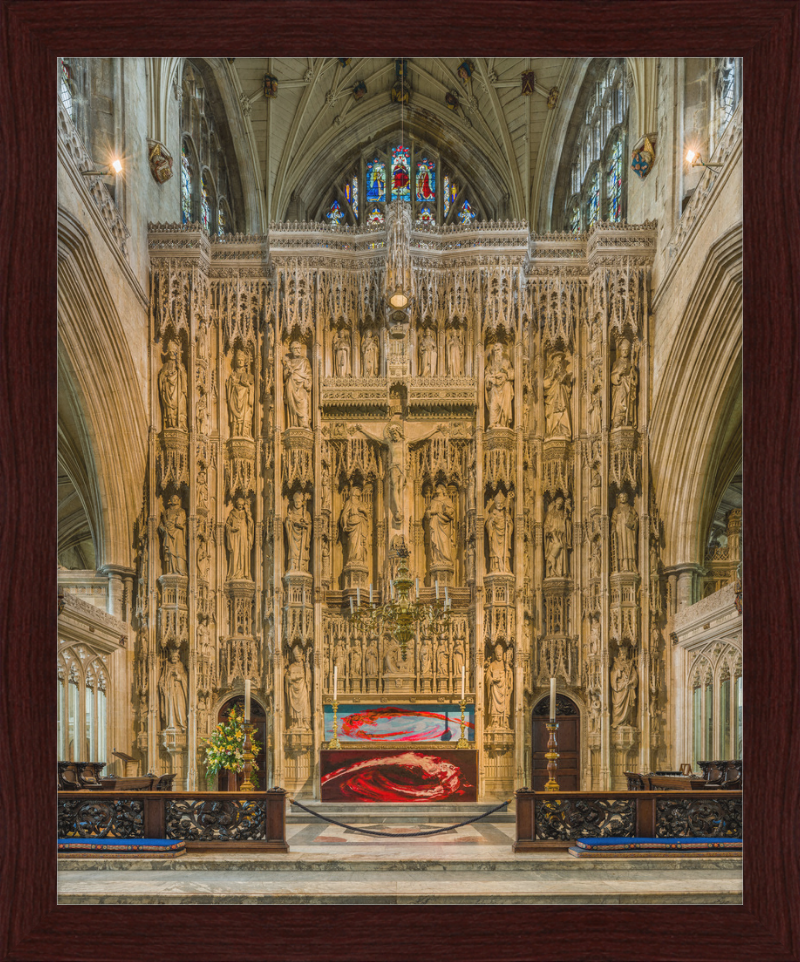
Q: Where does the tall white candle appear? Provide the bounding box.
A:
[415,577,419,596]
[461,665,465,700]
[350,596,354,614]
[357,586,360,607]
[435,580,440,600]
[244,679,251,722]
[370,583,373,603]
[333,665,338,701]
[550,677,556,721]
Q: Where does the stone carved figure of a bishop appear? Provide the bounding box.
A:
[159,495,187,575]
[543,352,572,438]
[333,328,351,378]
[226,348,254,437]
[426,483,455,567]
[158,340,188,430]
[284,491,310,572]
[226,496,254,580]
[284,644,311,731]
[338,485,370,567]
[485,342,514,428]
[362,328,380,378]
[612,492,638,573]
[283,341,312,428]
[485,643,513,730]
[485,491,514,573]
[159,647,188,730]
[610,646,638,727]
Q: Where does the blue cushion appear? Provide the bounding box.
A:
[58,837,185,852]
[574,836,741,851]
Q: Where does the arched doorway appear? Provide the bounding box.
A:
[532,695,580,790]
[216,697,267,791]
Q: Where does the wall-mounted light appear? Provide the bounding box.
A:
[81,158,123,177]
[686,149,722,175]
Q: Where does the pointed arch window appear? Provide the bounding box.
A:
[366,159,386,202]
[606,136,623,222]
[714,57,741,148]
[416,157,436,202]
[59,58,74,119]
[391,146,410,200]
[218,201,227,236]
[201,171,211,232]
[181,141,193,225]
[444,174,458,219]
[586,168,600,228]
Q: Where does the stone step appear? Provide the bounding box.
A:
[287,799,515,824]
[58,853,742,873]
[57,867,743,905]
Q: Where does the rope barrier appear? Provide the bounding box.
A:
[288,797,511,837]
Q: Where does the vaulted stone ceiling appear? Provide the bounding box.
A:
[225,57,576,226]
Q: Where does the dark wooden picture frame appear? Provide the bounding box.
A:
[1,1,797,958]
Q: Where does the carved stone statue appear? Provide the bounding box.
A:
[485,642,513,730]
[284,491,310,572]
[452,638,466,681]
[333,328,351,378]
[283,341,312,428]
[419,637,432,674]
[362,328,379,377]
[159,495,187,575]
[338,485,370,567]
[284,644,311,731]
[591,467,602,510]
[610,646,639,727]
[158,340,187,430]
[590,538,601,579]
[348,643,362,681]
[612,492,638,573]
[485,491,514,573]
[365,639,379,676]
[385,200,413,300]
[426,484,455,567]
[159,647,188,729]
[419,327,437,376]
[544,496,567,577]
[610,338,638,428]
[446,327,464,376]
[226,348,254,437]
[197,534,210,582]
[226,496,254,580]
[485,342,514,428]
[589,389,602,435]
[543,352,572,438]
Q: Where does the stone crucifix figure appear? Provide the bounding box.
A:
[352,417,447,530]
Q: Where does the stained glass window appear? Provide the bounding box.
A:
[326,200,345,225]
[351,176,358,219]
[201,172,211,231]
[218,203,226,236]
[391,145,410,201]
[444,176,459,219]
[366,159,386,202]
[586,168,600,228]
[344,183,351,205]
[457,200,475,225]
[181,142,193,225]
[416,205,435,226]
[367,206,384,227]
[715,57,740,146]
[59,58,74,119]
[416,158,436,202]
[606,137,623,222]
[568,204,581,233]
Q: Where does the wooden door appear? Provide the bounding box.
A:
[532,695,580,791]
[217,697,267,791]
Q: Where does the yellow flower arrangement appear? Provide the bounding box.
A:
[201,706,262,787]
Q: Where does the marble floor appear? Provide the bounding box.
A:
[58,818,743,904]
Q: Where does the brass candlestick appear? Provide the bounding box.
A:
[239,722,256,791]
[329,700,342,749]
[456,698,469,749]
[544,721,560,792]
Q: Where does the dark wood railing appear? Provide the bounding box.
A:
[58,789,289,852]
[514,789,742,852]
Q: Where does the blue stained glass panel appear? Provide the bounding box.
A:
[607,138,622,222]
[366,160,385,202]
[457,200,475,225]
[587,169,600,227]
[391,146,410,201]
[181,143,192,225]
[352,177,359,219]
[416,158,436,202]
[326,200,345,224]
